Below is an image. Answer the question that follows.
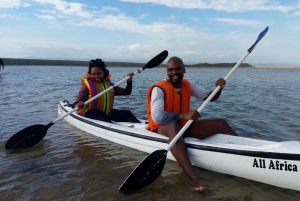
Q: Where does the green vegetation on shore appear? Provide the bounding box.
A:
[1,58,252,67]
[1,58,145,67]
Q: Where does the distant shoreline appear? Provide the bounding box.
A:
[253,66,300,70]
[2,58,300,69]
[1,58,143,67]
[1,58,252,68]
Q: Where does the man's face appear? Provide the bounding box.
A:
[166,59,185,87]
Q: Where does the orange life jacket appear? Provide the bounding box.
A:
[78,72,114,116]
[147,79,191,131]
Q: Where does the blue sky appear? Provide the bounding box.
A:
[1,0,300,65]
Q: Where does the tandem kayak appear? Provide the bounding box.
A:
[58,100,300,191]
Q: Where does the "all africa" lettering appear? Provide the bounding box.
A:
[253,158,298,172]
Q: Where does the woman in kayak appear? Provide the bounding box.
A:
[74,58,140,123]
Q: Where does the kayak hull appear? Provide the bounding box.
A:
[58,101,300,191]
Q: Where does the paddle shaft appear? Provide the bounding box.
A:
[166,26,269,151]
[53,49,169,124]
[53,68,145,124]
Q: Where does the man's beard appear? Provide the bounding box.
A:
[168,74,183,86]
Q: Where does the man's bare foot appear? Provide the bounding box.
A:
[191,177,206,192]
[193,185,206,192]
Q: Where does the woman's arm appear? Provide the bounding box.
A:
[114,72,134,95]
[114,81,132,95]
[75,85,89,103]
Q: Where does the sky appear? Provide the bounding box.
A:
[1,0,300,66]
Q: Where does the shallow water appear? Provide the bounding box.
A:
[1,66,300,201]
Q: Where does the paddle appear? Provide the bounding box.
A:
[5,50,169,150]
[118,27,269,193]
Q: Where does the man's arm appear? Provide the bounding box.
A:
[190,79,225,101]
[151,87,180,124]
[190,81,210,100]
[204,78,226,101]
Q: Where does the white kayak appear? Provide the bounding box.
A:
[58,100,300,191]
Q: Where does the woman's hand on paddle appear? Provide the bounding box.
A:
[127,72,134,83]
[180,110,201,121]
[215,78,226,89]
[75,101,84,109]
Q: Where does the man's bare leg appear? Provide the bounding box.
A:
[158,122,206,192]
[190,118,238,139]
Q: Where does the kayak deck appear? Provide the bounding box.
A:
[115,118,296,154]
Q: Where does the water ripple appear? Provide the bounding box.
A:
[1,66,300,200]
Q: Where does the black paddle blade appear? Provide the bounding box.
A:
[143,50,168,70]
[5,123,53,150]
[119,149,168,193]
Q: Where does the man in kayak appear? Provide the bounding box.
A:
[147,56,238,192]
[75,58,140,123]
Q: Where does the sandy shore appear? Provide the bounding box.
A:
[186,66,300,70]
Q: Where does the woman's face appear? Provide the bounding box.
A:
[90,66,105,83]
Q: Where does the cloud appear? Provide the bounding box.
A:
[210,18,267,27]
[139,13,150,19]
[0,38,166,61]
[33,0,93,18]
[127,43,149,50]
[0,13,19,20]
[77,14,203,39]
[292,11,300,16]
[2,26,291,65]
[0,0,29,8]
[190,17,201,21]
[0,14,9,19]
[101,6,120,13]
[1,0,295,64]
[0,27,12,34]
[36,14,55,20]
[37,9,58,14]
[119,0,298,12]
